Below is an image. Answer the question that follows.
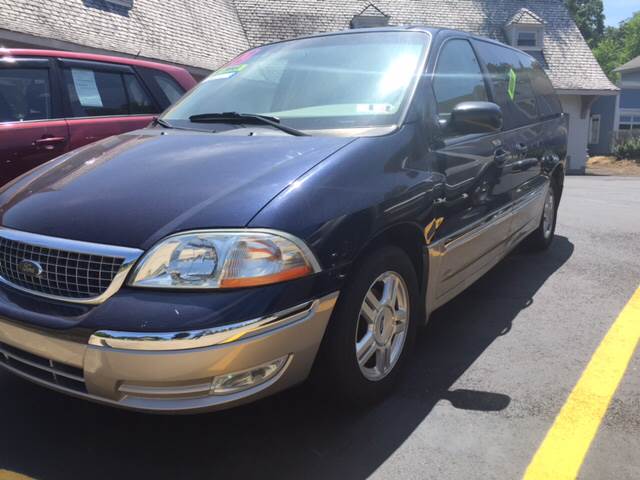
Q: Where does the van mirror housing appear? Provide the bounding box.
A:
[449,101,503,135]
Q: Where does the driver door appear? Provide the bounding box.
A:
[428,38,513,305]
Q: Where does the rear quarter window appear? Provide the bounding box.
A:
[136,68,186,108]
[155,74,185,104]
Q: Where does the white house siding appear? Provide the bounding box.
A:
[559,95,590,173]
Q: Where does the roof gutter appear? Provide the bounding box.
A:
[613,65,640,74]
[555,88,619,96]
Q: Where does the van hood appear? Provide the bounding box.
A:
[0,129,354,249]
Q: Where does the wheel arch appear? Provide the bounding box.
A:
[350,222,428,320]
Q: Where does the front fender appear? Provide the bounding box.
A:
[248,125,442,270]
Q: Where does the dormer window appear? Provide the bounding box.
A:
[105,0,133,7]
[517,31,537,48]
[350,4,390,29]
[504,8,544,51]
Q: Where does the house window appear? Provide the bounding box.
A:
[105,0,133,7]
[350,15,389,29]
[619,115,640,130]
[589,114,601,144]
[517,31,537,48]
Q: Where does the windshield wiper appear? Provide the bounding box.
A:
[188,112,309,137]
[152,117,174,129]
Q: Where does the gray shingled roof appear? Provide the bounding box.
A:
[615,55,640,73]
[233,0,617,92]
[506,8,545,26]
[0,0,249,71]
[0,0,617,92]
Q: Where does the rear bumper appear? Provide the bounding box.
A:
[0,292,338,414]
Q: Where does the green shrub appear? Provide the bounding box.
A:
[613,136,640,162]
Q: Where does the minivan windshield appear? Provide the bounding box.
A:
[162,31,430,135]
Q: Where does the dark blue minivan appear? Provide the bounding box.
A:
[0,27,566,413]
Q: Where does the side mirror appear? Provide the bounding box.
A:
[448,101,503,135]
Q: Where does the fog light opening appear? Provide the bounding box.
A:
[211,355,290,395]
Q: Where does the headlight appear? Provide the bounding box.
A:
[129,230,321,289]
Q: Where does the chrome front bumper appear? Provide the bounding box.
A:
[0,292,339,413]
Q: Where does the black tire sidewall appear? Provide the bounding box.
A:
[524,179,559,251]
[315,246,420,404]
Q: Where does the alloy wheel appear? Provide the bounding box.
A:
[355,271,409,381]
[542,187,555,239]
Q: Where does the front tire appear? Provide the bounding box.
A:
[313,246,419,404]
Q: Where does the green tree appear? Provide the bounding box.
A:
[593,32,624,80]
[593,12,640,81]
[565,0,605,47]
[620,12,640,60]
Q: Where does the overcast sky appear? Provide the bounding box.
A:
[604,0,640,26]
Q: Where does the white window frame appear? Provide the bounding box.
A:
[506,25,544,51]
[588,114,601,145]
[618,109,640,131]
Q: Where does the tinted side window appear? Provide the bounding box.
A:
[63,68,157,117]
[432,39,488,119]
[474,42,540,129]
[136,68,187,109]
[528,62,562,118]
[154,73,185,104]
[123,74,156,114]
[514,53,540,125]
[0,68,51,122]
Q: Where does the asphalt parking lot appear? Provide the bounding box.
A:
[0,175,638,480]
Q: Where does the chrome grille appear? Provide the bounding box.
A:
[0,341,87,393]
[0,236,124,300]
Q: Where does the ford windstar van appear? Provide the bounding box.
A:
[0,27,566,413]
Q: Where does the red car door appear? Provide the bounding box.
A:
[0,57,69,186]
[58,58,158,151]
[65,116,153,152]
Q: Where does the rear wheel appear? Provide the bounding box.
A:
[523,180,558,251]
[313,246,419,404]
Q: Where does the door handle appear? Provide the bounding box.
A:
[34,136,67,150]
[514,143,529,156]
[34,136,66,145]
[512,158,538,172]
[494,149,509,166]
[434,193,469,208]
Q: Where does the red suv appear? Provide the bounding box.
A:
[0,49,197,185]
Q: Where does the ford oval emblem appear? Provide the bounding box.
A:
[18,259,44,278]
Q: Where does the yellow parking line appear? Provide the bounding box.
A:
[0,470,34,480]
[523,285,640,480]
